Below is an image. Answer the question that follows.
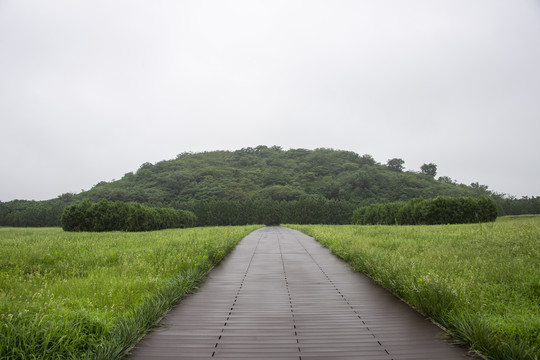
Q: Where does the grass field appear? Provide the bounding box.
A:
[0,225,261,359]
[288,216,540,360]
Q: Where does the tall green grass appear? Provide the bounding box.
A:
[0,226,261,359]
[288,216,539,360]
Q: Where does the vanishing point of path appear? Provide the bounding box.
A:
[126,227,471,359]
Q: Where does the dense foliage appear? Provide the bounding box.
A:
[1,146,538,227]
[0,193,75,227]
[61,200,197,232]
[352,196,498,225]
[79,147,481,204]
[173,198,356,226]
[289,217,540,360]
[495,196,540,216]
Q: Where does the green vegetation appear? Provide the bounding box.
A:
[2,146,508,227]
[0,193,75,227]
[288,216,540,360]
[1,146,537,227]
[0,225,261,359]
[497,196,540,216]
[79,147,480,204]
[174,198,355,226]
[61,199,197,232]
[353,196,498,225]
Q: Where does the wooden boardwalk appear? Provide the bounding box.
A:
[126,227,471,359]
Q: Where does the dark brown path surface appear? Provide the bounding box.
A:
[126,227,471,359]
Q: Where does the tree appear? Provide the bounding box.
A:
[470,182,491,195]
[438,176,454,184]
[387,158,405,172]
[420,163,437,177]
[359,154,376,166]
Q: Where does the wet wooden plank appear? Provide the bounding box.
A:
[125,227,472,359]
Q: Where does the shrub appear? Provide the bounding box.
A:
[352,197,497,225]
[61,200,197,232]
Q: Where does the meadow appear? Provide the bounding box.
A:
[288,215,540,360]
[2,218,538,360]
[0,225,261,359]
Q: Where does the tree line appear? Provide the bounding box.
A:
[0,193,74,227]
[352,196,498,225]
[59,196,498,231]
[1,193,538,229]
[57,197,356,231]
[493,196,540,216]
[172,198,356,226]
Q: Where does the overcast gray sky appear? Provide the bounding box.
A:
[1,0,539,201]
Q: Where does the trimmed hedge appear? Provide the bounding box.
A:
[352,196,498,225]
[61,200,197,232]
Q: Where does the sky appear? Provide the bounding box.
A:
[1,0,539,201]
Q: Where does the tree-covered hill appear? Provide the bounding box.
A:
[1,146,538,226]
[81,146,481,205]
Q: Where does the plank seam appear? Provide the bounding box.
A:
[277,229,303,360]
[212,230,265,357]
[288,229,393,358]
